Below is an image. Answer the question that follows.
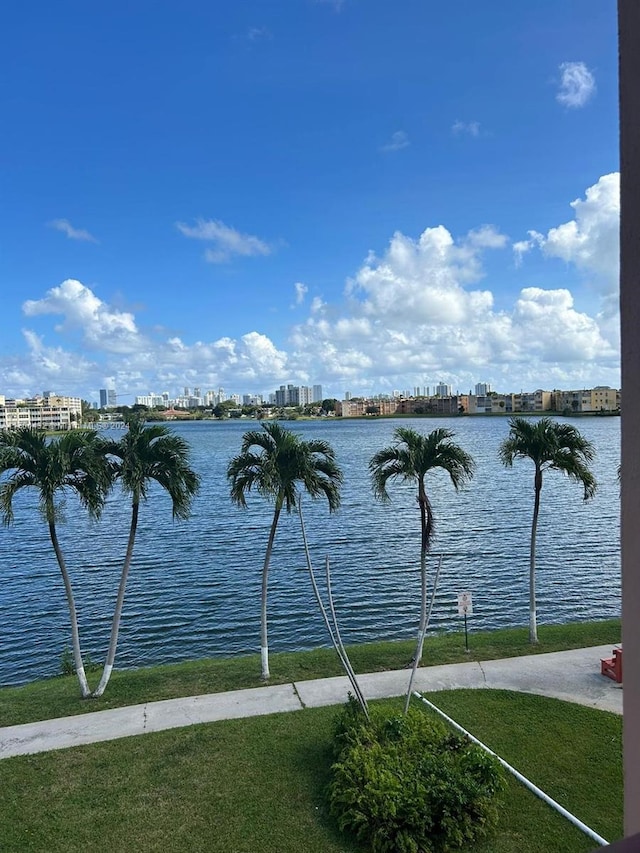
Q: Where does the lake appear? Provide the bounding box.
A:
[0,416,621,686]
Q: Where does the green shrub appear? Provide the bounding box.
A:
[329,699,505,853]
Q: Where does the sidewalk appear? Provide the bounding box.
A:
[0,644,622,760]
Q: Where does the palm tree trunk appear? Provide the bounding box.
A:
[261,502,281,680]
[414,483,432,663]
[529,467,542,644]
[48,521,90,698]
[92,501,139,698]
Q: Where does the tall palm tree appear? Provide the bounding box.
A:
[0,427,112,697]
[227,421,342,679]
[369,427,475,665]
[92,418,200,697]
[499,416,597,644]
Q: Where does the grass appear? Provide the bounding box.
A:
[421,690,622,850]
[0,691,622,852]
[0,618,620,727]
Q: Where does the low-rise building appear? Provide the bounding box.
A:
[0,393,82,431]
[337,398,400,417]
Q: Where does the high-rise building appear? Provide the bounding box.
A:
[475,382,491,396]
[99,389,108,408]
[107,389,117,408]
[435,382,452,398]
[312,384,323,403]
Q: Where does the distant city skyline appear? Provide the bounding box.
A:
[88,379,618,409]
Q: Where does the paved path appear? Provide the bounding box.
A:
[0,644,622,760]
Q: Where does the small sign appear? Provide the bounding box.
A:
[457,591,473,616]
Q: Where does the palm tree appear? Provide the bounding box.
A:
[369,427,475,665]
[499,417,596,644]
[91,418,200,697]
[227,421,342,680]
[0,427,112,697]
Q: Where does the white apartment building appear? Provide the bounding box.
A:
[242,394,264,406]
[273,383,323,406]
[135,394,167,407]
[0,393,82,432]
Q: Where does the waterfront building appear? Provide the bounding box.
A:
[552,386,619,413]
[338,397,400,417]
[0,394,82,431]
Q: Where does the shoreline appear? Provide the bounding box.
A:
[0,618,621,728]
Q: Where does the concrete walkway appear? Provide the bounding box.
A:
[0,644,622,760]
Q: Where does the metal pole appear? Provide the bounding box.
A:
[464,612,469,652]
[414,693,608,847]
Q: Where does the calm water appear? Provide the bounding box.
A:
[0,416,621,686]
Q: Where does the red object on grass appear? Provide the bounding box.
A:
[601,647,623,683]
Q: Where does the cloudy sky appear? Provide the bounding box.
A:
[1,0,619,403]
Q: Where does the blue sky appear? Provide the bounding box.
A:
[1,0,619,402]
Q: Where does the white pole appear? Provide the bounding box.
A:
[414,693,609,848]
[403,554,443,714]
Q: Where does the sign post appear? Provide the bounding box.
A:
[457,591,473,652]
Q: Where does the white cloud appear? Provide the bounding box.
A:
[512,288,612,362]
[3,174,621,399]
[0,330,98,399]
[512,230,545,265]
[556,61,596,108]
[543,173,619,287]
[465,225,508,250]
[293,282,308,306]
[515,173,619,294]
[176,219,272,263]
[4,280,290,398]
[380,131,410,152]
[247,26,271,41]
[452,120,480,137]
[48,219,98,243]
[23,279,139,353]
[287,179,619,392]
[345,224,498,325]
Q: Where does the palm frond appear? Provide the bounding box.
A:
[227,422,343,515]
[369,426,474,500]
[0,428,113,524]
[499,416,597,499]
[107,422,200,516]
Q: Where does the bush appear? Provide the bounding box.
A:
[329,698,505,853]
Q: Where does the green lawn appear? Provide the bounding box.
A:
[0,618,620,727]
[0,690,622,853]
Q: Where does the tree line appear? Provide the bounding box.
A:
[0,416,597,697]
